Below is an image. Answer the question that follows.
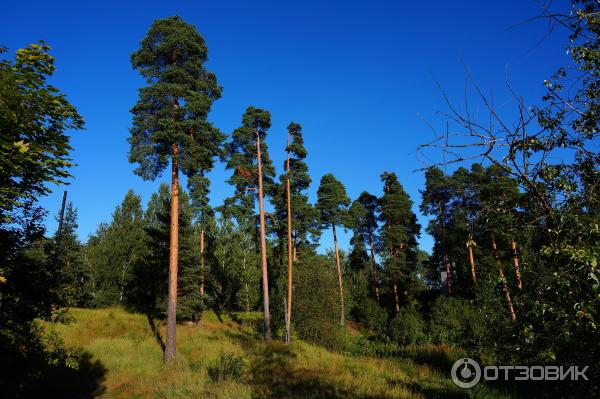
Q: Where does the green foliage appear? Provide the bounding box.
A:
[207,352,246,382]
[0,43,84,221]
[128,16,224,212]
[85,190,148,307]
[55,203,93,307]
[207,216,260,312]
[272,122,319,252]
[222,106,275,222]
[292,254,346,351]
[0,43,92,396]
[125,184,203,322]
[388,306,427,345]
[351,297,388,337]
[316,173,350,229]
[428,297,485,349]
[378,172,421,308]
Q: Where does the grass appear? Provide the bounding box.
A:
[44,307,516,398]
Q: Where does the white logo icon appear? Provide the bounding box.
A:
[451,358,481,388]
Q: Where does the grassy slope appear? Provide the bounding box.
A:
[45,308,512,399]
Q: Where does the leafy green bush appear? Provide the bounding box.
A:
[207,352,246,382]
[351,297,388,337]
[292,254,346,351]
[428,297,485,348]
[388,306,427,345]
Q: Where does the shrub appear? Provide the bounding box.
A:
[292,254,346,351]
[428,296,485,348]
[388,306,427,345]
[207,352,246,382]
[351,297,388,337]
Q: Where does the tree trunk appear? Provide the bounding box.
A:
[467,239,477,285]
[437,201,453,295]
[368,230,380,303]
[332,224,345,326]
[444,253,452,295]
[199,228,205,296]
[256,129,272,341]
[164,143,179,362]
[392,270,400,313]
[492,236,516,321]
[511,240,523,290]
[285,133,293,344]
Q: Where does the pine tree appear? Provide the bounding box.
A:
[223,106,275,340]
[378,172,420,313]
[420,167,457,291]
[271,122,318,342]
[273,123,319,253]
[128,16,223,361]
[128,184,202,323]
[349,192,380,302]
[86,190,148,306]
[222,107,276,222]
[316,173,350,326]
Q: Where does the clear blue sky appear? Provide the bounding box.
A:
[2,0,568,253]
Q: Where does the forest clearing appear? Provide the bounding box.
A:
[42,307,510,398]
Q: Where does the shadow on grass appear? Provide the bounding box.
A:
[250,342,392,399]
[145,313,166,354]
[381,345,461,376]
[1,350,107,399]
[223,328,261,351]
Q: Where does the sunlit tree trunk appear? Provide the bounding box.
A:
[332,224,345,326]
[492,236,516,321]
[165,143,179,362]
[511,240,523,290]
[285,132,293,344]
[467,235,477,285]
[256,129,272,340]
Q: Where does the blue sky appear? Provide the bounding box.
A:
[2,0,568,253]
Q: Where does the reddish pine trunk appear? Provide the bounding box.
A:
[368,231,380,303]
[256,129,272,340]
[444,253,452,295]
[332,224,345,326]
[492,237,516,321]
[467,241,477,285]
[511,240,523,290]
[392,271,400,313]
[199,228,205,296]
[285,134,293,344]
[164,143,179,362]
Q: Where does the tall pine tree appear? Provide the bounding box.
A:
[128,16,223,361]
[316,173,350,326]
[223,106,275,340]
[378,172,420,313]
